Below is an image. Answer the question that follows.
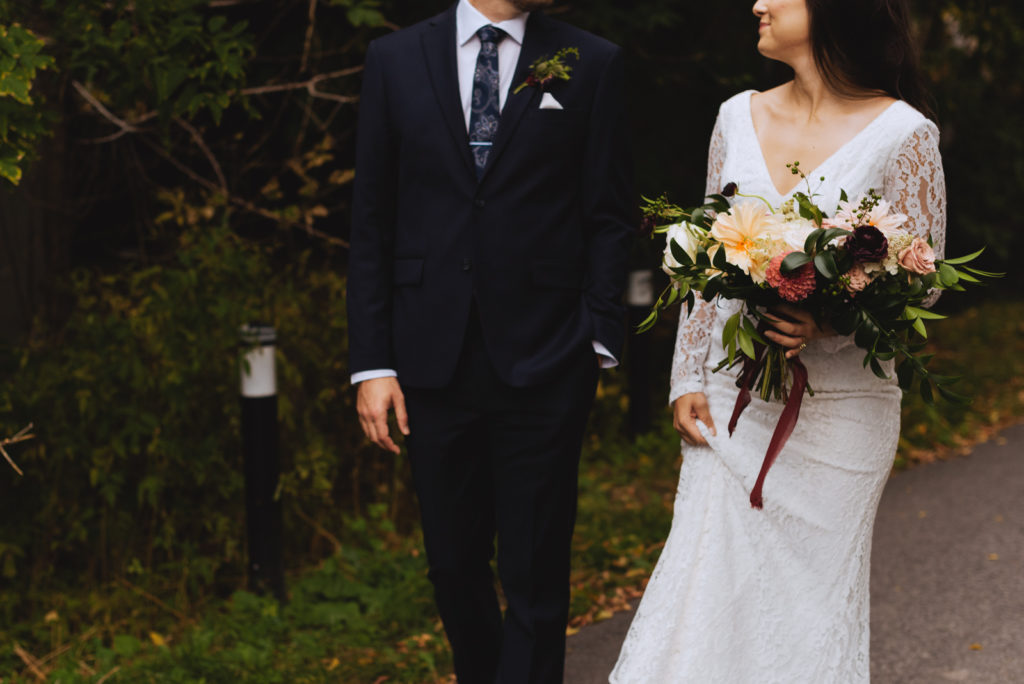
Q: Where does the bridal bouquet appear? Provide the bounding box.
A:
[640,164,1000,507]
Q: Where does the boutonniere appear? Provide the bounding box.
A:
[513,47,580,94]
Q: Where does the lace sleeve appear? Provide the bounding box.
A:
[668,113,725,404]
[883,119,947,307]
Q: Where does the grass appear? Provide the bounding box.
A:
[3,300,1022,683]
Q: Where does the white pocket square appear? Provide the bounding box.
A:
[539,92,564,110]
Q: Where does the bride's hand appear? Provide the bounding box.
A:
[763,304,836,359]
[673,393,717,446]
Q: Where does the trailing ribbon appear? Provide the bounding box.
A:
[726,327,810,510]
[748,357,808,509]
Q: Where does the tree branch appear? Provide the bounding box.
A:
[174,116,228,195]
[2,423,34,476]
[300,0,317,73]
[239,66,363,99]
[138,136,350,249]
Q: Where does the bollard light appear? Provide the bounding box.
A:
[239,323,285,601]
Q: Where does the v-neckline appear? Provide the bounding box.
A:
[744,90,900,198]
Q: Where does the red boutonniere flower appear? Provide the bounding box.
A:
[513,47,580,94]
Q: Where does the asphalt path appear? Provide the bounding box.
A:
[564,423,1024,684]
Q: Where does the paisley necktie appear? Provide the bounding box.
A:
[468,25,508,179]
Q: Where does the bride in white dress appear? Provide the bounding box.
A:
[611,1,945,682]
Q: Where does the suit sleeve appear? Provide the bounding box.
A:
[581,47,634,362]
[347,40,399,375]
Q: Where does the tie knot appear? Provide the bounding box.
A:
[476,25,506,46]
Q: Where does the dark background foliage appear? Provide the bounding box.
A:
[0,1,1020,670]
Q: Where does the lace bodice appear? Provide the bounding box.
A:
[669,91,947,404]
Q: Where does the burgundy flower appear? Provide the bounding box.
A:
[845,225,889,262]
[639,214,657,236]
[721,182,738,197]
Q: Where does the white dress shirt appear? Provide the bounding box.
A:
[350,0,615,386]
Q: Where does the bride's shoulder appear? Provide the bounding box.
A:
[716,89,759,119]
[883,99,939,141]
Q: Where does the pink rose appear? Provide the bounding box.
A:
[898,237,936,275]
[844,263,871,295]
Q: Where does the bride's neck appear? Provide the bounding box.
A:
[785,57,843,121]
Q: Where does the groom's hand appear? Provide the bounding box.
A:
[357,377,410,454]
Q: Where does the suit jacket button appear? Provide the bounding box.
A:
[473,199,485,209]
[462,258,472,271]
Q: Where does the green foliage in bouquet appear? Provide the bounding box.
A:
[638,169,1002,405]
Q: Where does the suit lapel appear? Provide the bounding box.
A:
[421,7,476,177]
[479,12,553,183]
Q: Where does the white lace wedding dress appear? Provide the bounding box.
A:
[610,91,947,683]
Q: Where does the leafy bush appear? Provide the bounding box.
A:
[0,216,397,629]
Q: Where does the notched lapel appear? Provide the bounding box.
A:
[421,8,476,176]
[479,13,553,182]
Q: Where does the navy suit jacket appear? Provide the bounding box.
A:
[348,5,633,388]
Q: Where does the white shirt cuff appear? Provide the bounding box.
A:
[592,341,618,369]
[351,369,398,385]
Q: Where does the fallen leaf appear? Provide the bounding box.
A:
[969,643,983,651]
[988,553,999,561]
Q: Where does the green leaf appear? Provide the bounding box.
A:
[636,310,657,333]
[813,252,838,281]
[839,189,849,203]
[962,266,1005,278]
[781,252,812,274]
[817,227,851,250]
[738,328,756,360]
[905,306,946,320]
[937,385,971,405]
[938,262,959,287]
[919,378,934,404]
[712,244,728,271]
[869,357,888,380]
[803,228,824,255]
[742,316,767,345]
[911,316,927,338]
[721,312,742,350]
[670,239,694,266]
[939,247,985,265]
[896,359,914,390]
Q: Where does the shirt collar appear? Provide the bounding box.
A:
[456,0,528,47]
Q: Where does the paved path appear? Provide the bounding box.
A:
[565,423,1024,683]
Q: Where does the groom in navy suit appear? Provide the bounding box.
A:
[348,0,632,680]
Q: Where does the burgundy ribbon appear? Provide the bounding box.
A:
[748,357,808,509]
[726,335,810,510]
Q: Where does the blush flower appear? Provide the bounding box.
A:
[834,196,908,234]
[765,251,818,303]
[844,263,872,295]
[709,202,781,277]
[898,237,937,274]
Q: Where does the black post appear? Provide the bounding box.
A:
[627,269,655,437]
[240,323,285,601]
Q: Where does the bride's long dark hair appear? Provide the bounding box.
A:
[806,0,934,119]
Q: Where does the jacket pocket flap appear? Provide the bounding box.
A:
[532,261,583,289]
[393,259,424,285]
